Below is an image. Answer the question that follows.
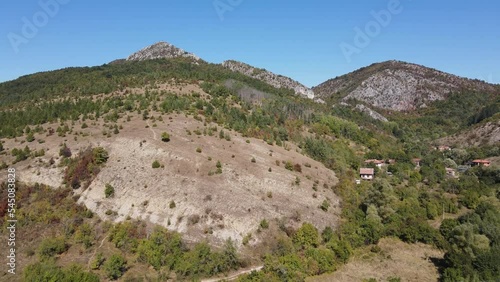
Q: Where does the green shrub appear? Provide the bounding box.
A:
[215,160,223,174]
[90,252,105,270]
[242,233,252,245]
[38,237,68,260]
[92,147,109,164]
[24,262,99,282]
[260,219,269,229]
[152,160,161,168]
[320,200,330,212]
[75,223,94,249]
[105,183,115,198]
[104,254,127,280]
[161,132,170,142]
[26,132,35,142]
[294,176,301,186]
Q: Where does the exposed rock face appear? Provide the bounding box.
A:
[314,60,498,111]
[222,60,315,99]
[354,104,388,122]
[127,41,200,61]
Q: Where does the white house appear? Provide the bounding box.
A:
[360,168,375,180]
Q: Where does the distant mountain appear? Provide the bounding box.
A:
[126,41,201,61]
[313,60,498,111]
[222,60,316,99]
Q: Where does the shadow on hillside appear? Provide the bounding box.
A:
[429,256,447,281]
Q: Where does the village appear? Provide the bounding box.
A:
[357,145,491,183]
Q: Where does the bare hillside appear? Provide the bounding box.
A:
[437,116,500,147]
[0,91,340,247]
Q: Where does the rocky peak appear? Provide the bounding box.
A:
[222,60,315,99]
[127,41,200,61]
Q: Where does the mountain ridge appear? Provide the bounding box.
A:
[222,60,317,99]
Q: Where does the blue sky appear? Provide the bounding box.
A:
[1,0,499,87]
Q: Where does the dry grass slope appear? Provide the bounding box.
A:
[306,237,444,282]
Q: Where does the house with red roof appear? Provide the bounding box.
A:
[364,159,385,168]
[472,159,491,167]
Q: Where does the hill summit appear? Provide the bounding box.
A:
[126,41,201,61]
[313,60,498,111]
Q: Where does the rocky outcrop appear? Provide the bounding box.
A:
[314,60,498,111]
[354,104,388,122]
[127,41,200,61]
[222,60,315,99]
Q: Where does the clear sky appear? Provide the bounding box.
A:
[1,0,499,87]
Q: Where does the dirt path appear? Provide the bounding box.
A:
[201,266,264,282]
[87,235,108,270]
[146,120,157,140]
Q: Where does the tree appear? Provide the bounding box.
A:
[440,218,459,240]
[104,254,127,280]
[222,238,239,271]
[293,223,319,249]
